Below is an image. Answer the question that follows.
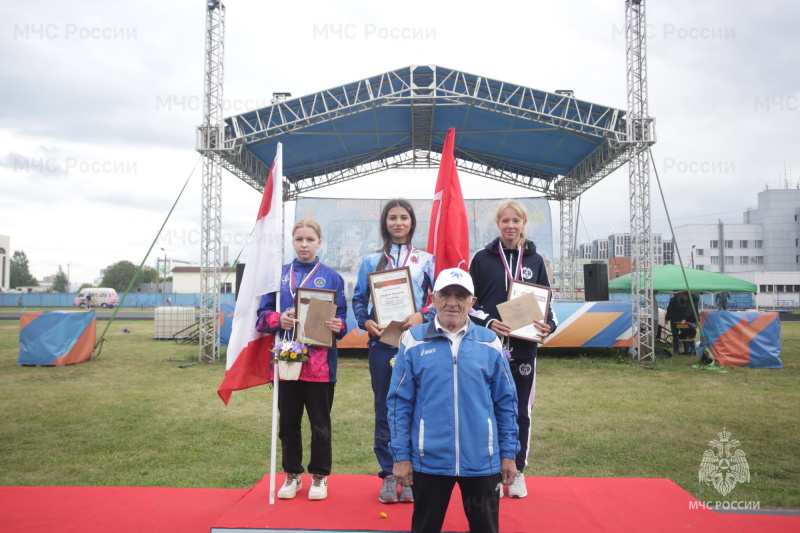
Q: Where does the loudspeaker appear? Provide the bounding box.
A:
[235,263,246,300]
[583,263,609,301]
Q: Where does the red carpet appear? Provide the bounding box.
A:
[1,476,796,533]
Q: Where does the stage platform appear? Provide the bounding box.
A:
[1,475,797,533]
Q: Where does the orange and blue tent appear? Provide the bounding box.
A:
[18,311,96,366]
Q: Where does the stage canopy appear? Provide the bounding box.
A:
[218,65,629,200]
[608,264,758,294]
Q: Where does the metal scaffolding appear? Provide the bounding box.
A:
[625,0,656,363]
[195,2,656,362]
[196,0,226,363]
[558,198,577,300]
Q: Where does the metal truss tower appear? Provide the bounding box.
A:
[558,198,577,300]
[625,0,656,363]
[196,0,226,363]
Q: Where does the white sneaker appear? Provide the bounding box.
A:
[308,474,328,500]
[278,473,302,499]
[508,472,527,498]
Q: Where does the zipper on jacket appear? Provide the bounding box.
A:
[453,347,460,476]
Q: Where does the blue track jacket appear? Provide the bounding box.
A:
[387,321,520,477]
[352,244,435,335]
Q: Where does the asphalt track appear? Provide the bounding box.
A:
[0,310,160,321]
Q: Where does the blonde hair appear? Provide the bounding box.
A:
[495,200,528,248]
[292,218,322,239]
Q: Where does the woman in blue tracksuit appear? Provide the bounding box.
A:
[352,199,435,504]
[256,219,348,501]
[469,200,558,499]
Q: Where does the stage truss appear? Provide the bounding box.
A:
[196,1,656,363]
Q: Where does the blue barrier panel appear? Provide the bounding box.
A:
[0,293,236,308]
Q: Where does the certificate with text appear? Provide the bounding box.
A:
[368,267,417,327]
[296,287,336,348]
[506,280,552,343]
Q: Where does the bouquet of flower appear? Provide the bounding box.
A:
[272,339,309,363]
[502,339,513,361]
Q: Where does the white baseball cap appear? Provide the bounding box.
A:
[433,268,474,295]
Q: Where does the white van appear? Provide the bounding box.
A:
[73,288,120,309]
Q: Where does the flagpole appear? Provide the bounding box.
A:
[269,145,285,505]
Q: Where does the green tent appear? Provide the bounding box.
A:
[607,264,757,293]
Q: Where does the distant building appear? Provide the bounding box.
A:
[0,234,9,292]
[673,187,800,308]
[578,234,671,265]
[674,188,799,274]
[172,266,237,294]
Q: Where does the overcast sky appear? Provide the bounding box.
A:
[1,1,798,286]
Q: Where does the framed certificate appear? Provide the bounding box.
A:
[368,267,417,327]
[506,280,552,342]
[295,287,337,348]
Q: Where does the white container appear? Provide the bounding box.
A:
[153,306,197,340]
[277,361,302,380]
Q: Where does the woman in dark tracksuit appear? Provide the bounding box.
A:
[469,200,558,499]
[352,199,435,504]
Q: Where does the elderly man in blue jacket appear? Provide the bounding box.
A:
[387,268,520,533]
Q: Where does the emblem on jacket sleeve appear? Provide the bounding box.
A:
[698,428,750,496]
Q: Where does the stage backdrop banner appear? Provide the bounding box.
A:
[18,311,96,365]
[218,301,637,349]
[295,198,553,348]
[700,311,782,369]
[219,302,235,347]
[543,302,633,348]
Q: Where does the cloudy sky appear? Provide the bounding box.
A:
[1,1,798,287]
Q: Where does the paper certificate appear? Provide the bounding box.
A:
[506,280,552,343]
[368,267,417,327]
[296,288,336,348]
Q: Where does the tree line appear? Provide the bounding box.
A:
[8,250,159,293]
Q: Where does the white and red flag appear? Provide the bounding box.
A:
[428,127,469,275]
[217,144,283,405]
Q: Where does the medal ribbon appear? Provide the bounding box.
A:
[384,244,413,270]
[289,261,321,298]
[498,242,523,282]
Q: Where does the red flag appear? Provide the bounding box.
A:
[217,144,284,405]
[428,127,469,276]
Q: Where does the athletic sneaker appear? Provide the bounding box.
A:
[399,484,414,503]
[508,472,527,498]
[379,475,398,503]
[277,473,302,499]
[308,474,328,500]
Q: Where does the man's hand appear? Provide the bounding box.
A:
[501,458,517,485]
[393,460,414,487]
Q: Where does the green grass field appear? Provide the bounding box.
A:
[0,317,797,507]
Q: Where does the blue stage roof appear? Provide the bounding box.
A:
[219,65,629,199]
